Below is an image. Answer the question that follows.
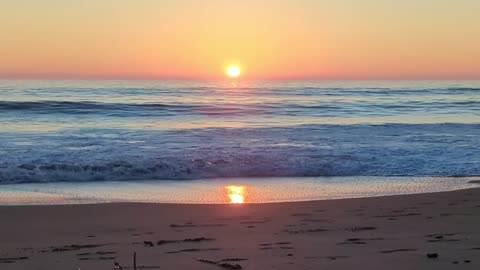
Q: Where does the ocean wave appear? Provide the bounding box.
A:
[1,81,480,184]
[0,101,269,116]
[0,123,479,184]
[1,98,479,118]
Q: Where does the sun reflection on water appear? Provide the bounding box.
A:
[226,185,246,204]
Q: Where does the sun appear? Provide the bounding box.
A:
[226,66,241,78]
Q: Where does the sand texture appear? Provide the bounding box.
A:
[1,188,480,269]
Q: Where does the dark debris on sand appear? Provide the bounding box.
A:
[157,237,215,246]
[348,226,377,232]
[196,258,244,269]
[0,257,29,264]
[45,243,113,253]
[166,248,220,254]
[381,249,417,254]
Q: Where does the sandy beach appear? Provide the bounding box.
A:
[1,187,479,270]
[2,0,480,268]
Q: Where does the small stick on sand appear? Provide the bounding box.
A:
[134,252,137,270]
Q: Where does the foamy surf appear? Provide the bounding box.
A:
[1,80,479,184]
[1,124,479,184]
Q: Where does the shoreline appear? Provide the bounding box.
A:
[0,176,478,205]
[1,187,479,269]
[0,184,479,207]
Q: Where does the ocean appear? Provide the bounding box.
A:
[0,80,479,203]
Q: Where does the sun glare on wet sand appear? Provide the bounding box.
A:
[226,185,246,204]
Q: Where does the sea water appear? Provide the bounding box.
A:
[0,80,479,203]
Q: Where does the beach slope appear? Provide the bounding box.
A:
[1,188,479,269]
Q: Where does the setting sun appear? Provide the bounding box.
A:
[226,66,241,78]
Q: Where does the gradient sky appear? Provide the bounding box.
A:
[1,0,479,80]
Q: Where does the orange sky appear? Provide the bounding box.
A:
[1,0,479,80]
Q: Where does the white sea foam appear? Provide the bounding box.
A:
[0,124,479,183]
[0,80,479,183]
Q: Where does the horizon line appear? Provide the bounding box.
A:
[1,75,480,82]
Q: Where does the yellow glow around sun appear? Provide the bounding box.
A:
[227,66,241,78]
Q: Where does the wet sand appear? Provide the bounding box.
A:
[1,187,480,270]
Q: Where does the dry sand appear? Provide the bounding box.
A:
[1,187,480,270]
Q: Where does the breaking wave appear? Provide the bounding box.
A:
[1,124,479,184]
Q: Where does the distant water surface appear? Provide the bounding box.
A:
[0,80,479,184]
